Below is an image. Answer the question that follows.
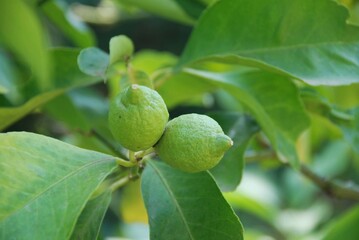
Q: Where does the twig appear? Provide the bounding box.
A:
[245,151,359,201]
[135,147,155,161]
[116,158,136,168]
[110,176,131,192]
[299,165,359,201]
[91,129,128,159]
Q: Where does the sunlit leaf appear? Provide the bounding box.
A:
[179,0,359,86]
[142,160,243,240]
[0,132,117,239]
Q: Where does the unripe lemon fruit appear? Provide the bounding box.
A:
[155,113,233,173]
[108,84,169,151]
[109,35,134,65]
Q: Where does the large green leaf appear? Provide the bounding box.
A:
[179,0,359,86]
[323,205,359,240]
[70,190,112,240]
[184,69,310,167]
[209,113,259,191]
[0,132,117,239]
[0,0,51,90]
[141,160,243,240]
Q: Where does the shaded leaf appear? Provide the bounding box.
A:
[70,190,112,240]
[209,113,259,191]
[340,107,359,154]
[0,132,117,239]
[0,90,64,131]
[45,93,91,132]
[141,160,243,240]
[49,48,103,90]
[77,47,109,79]
[185,69,310,167]
[179,0,359,86]
[0,48,104,130]
[323,205,359,240]
[0,51,22,104]
[173,0,207,19]
[0,0,51,89]
[300,88,353,122]
[224,192,276,224]
[41,1,95,48]
[117,0,195,25]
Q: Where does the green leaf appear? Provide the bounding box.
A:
[0,48,104,130]
[157,72,215,109]
[50,48,103,90]
[209,113,259,191]
[70,190,112,240]
[117,0,196,25]
[0,132,117,239]
[132,50,178,75]
[141,160,243,240]
[179,0,359,86]
[316,83,359,109]
[173,0,207,19]
[323,205,359,240]
[300,88,353,122]
[45,94,91,132]
[41,1,95,48]
[0,51,22,104]
[0,0,51,90]
[185,69,310,167]
[0,90,64,131]
[78,47,109,79]
[340,107,359,154]
[224,193,276,224]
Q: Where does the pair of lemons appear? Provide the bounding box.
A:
[108,84,233,173]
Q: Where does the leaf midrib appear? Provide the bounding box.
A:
[149,161,195,240]
[186,40,359,65]
[0,157,114,223]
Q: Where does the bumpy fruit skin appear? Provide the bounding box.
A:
[109,35,134,65]
[155,113,233,173]
[108,84,169,151]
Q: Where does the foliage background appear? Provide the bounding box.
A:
[1,0,359,239]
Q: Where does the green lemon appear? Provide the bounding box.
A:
[109,35,134,65]
[108,84,169,151]
[155,113,233,173]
